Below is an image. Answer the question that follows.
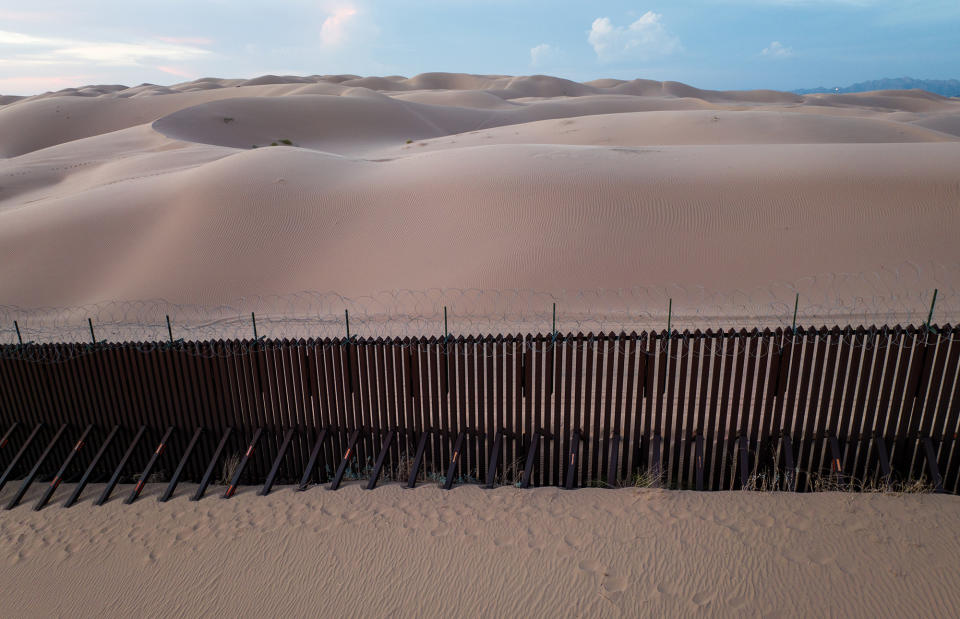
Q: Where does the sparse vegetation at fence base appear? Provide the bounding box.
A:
[218,451,241,485]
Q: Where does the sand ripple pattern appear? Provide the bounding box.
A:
[0,483,958,617]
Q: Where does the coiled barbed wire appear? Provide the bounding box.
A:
[0,272,956,364]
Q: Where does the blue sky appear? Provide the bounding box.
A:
[1,0,958,95]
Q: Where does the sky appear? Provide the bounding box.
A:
[1,0,958,95]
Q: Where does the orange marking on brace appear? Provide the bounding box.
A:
[453,451,459,463]
[135,480,144,493]
[344,448,352,460]
[156,444,165,455]
[226,485,235,497]
[245,446,254,457]
[0,439,7,448]
[50,477,60,488]
[74,440,84,451]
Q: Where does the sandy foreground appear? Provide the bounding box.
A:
[2,74,960,337]
[0,481,958,617]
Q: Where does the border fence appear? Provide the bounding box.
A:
[1,324,959,508]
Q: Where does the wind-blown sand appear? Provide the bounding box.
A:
[0,482,958,617]
[1,74,959,333]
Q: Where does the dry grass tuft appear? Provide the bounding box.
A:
[218,451,241,485]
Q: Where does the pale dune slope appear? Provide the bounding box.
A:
[0,483,958,617]
[385,109,954,155]
[1,141,957,310]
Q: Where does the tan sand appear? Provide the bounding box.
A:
[0,482,958,617]
[1,74,959,333]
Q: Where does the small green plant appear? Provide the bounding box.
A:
[251,145,258,148]
[278,138,292,145]
[270,142,278,146]
[406,139,413,144]
[630,469,662,488]
[223,117,235,124]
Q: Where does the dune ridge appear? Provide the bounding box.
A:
[1,73,959,325]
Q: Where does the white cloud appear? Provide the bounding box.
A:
[761,41,793,57]
[0,30,210,67]
[588,13,682,62]
[530,43,559,67]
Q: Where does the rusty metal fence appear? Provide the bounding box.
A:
[1,325,958,507]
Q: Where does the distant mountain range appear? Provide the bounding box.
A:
[794,77,960,97]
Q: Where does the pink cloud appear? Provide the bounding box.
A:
[156,65,196,78]
[0,75,95,94]
[0,10,64,22]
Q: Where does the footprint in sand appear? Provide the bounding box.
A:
[691,590,715,607]
[578,559,604,574]
[601,574,628,596]
[808,548,835,565]
[727,595,748,610]
[563,532,594,549]
[753,515,774,528]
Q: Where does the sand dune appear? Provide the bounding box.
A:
[0,483,958,617]
[1,73,959,330]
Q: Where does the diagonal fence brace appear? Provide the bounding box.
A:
[260,427,296,496]
[126,426,175,504]
[484,429,506,489]
[0,423,43,495]
[298,427,329,491]
[65,425,120,508]
[6,424,67,510]
[329,429,361,491]
[406,429,432,489]
[223,428,263,499]
[95,425,146,506]
[444,431,466,490]
[160,427,203,502]
[366,430,395,491]
[192,427,232,501]
[35,424,93,511]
